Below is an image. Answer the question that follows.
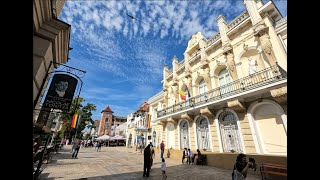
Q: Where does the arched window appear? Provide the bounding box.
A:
[199,79,207,101]
[218,69,231,95]
[180,120,189,149]
[218,111,243,153]
[196,116,211,151]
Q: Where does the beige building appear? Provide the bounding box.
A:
[148,0,287,156]
[33,0,71,106]
[33,0,71,131]
[126,102,152,147]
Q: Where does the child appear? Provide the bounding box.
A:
[161,158,167,179]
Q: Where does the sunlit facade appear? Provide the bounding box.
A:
[148,0,287,156]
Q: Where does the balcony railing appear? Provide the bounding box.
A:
[157,64,287,118]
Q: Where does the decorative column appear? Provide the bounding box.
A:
[172,55,179,86]
[243,0,277,66]
[184,52,192,77]
[203,67,212,90]
[163,64,169,106]
[163,64,169,90]
[217,15,239,80]
[243,0,263,26]
[256,28,277,66]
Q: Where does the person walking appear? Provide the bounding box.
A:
[143,144,151,177]
[160,141,165,159]
[71,139,80,159]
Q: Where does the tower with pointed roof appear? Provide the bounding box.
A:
[98,106,114,136]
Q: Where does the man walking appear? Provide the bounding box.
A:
[71,139,80,159]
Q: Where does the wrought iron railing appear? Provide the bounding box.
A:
[157,64,287,118]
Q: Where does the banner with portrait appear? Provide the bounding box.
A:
[43,74,78,111]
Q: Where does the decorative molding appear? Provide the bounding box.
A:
[181,113,194,124]
[270,86,287,105]
[200,107,215,118]
[227,99,246,113]
[167,117,178,125]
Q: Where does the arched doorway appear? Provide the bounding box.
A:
[249,101,287,155]
[218,110,243,153]
[196,116,211,151]
[180,120,189,149]
[166,122,175,149]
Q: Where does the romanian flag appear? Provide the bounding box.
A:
[179,88,190,100]
[71,114,81,128]
[179,90,186,100]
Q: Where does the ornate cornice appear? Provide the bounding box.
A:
[227,99,246,113]
[200,107,215,118]
[270,86,287,105]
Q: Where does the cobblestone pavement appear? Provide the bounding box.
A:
[39,145,260,180]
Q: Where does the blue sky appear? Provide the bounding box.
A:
[59,0,287,121]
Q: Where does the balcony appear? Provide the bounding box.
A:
[157,64,287,118]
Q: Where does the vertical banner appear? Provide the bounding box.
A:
[71,114,78,128]
[43,74,78,111]
[147,114,151,128]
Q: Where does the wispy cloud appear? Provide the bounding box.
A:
[60,0,286,120]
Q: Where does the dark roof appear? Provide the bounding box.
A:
[101,106,114,113]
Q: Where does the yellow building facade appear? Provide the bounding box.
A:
[148,0,287,156]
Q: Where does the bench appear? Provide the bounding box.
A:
[197,154,207,165]
[260,162,287,179]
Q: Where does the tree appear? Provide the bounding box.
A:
[58,97,96,140]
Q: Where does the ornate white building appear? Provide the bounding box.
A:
[147,0,287,156]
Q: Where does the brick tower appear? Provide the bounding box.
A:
[97,106,114,136]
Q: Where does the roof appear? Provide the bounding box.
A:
[101,106,114,113]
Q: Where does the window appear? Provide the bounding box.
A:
[196,116,211,151]
[218,69,231,95]
[180,120,189,149]
[218,111,242,153]
[199,79,207,101]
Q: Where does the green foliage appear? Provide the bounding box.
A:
[58,97,96,140]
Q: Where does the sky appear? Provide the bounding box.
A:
[59,0,287,121]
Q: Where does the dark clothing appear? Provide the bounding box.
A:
[72,146,80,158]
[143,146,151,177]
[72,140,80,158]
[182,150,187,163]
[232,161,247,178]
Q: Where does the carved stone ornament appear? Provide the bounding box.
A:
[181,113,194,122]
[227,99,246,113]
[270,86,287,105]
[167,117,178,125]
[200,107,215,118]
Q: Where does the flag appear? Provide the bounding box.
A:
[147,114,152,128]
[179,90,186,100]
[71,114,81,128]
[186,87,191,100]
